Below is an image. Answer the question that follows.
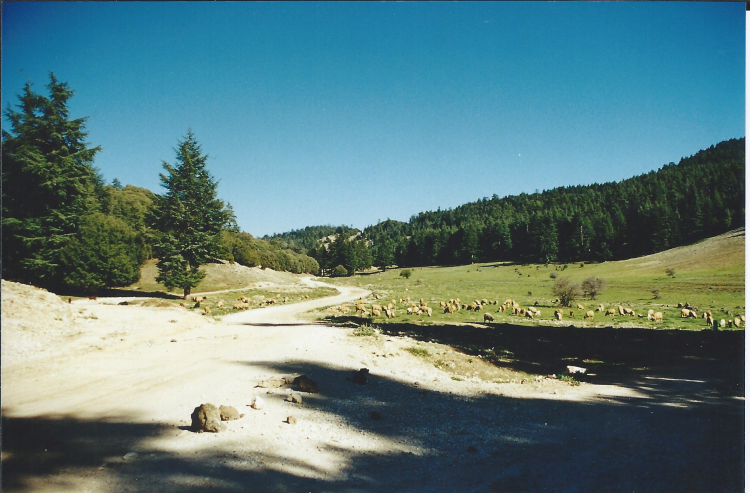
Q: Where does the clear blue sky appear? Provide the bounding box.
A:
[2,2,745,237]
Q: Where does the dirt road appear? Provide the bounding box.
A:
[1,280,744,492]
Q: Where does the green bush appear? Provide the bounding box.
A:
[332,265,349,277]
[61,212,147,290]
[400,269,412,279]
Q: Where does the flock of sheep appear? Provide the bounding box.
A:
[178,293,308,314]
[330,296,745,329]
[178,291,743,329]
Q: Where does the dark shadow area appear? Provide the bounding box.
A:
[3,325,744,492]
[367,321,744,391]
[3,349,744,493]
[59,286,183,300]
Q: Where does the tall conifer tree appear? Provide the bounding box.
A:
[149,130,234,296]
[2,73,102,286]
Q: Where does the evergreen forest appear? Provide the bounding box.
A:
[273,138,745,272]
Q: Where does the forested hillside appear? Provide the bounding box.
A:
[272,139,744,273]
[360,138,744,267]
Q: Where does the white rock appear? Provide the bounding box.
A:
[251,396,265,410]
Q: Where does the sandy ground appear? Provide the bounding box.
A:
[1,279,744,492]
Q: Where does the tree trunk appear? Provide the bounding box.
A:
[184,287,191,297]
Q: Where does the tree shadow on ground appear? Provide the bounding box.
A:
[368,321,744,389]
[3,336,744,493]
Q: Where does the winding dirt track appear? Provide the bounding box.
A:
[1,279,744,493]
[223,278,370,325]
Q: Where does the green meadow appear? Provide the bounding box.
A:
[326,229,745,331]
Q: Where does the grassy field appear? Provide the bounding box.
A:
[325,229,745,331]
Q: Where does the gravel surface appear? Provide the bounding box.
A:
[1,279,744,492]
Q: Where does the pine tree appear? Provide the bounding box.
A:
[2,74,102,286]
[148,130,234,296]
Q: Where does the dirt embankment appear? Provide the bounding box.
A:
[1,279,744,493]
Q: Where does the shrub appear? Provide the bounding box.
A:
[550,272,558,279]
[353,324,377,337]
[551,277,582,307]
[406,347,429,358]
[332,265,349,277]
[581,277,606,300]
[400,269,412,279]
[651,288,662,300]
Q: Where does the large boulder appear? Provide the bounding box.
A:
[191,403,225,433]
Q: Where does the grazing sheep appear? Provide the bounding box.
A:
[648,309,655,319]
[233,302,250,310]
[702,311,712,319]
[372,304,383,312]
[424,306,433,317]
[525,310,534,319]
[596,304,605,312]
[484,313,494,322]
[555,310,563,321]
[706,315,715,327]
[618,305,625,316]
[583,310,595,320]
[606,308,617,316]
[577,304,585,310]
[680,308,691,318]
[652,312,663,322]
[371,308,381,317]
[444,305,455,314]
[355,303,366,315]
[497,305,505,313]
[688,310,698,319]
[203,306,211,315]
[623,307,635,316]
[570,310,575,317]
[719,319,727,328]
[217,300,224,308]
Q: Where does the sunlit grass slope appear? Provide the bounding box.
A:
[327,229,745,331]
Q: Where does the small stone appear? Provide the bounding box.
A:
[294,375,319,393]
[257,378,286,388]
[251,396,265,410]
[286,392,303,404]
[352,368,370,385]
[287,416,297,425]
[170,339,177,343]
[219,405,240,421]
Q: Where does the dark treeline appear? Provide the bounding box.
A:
[365,138,744,267]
